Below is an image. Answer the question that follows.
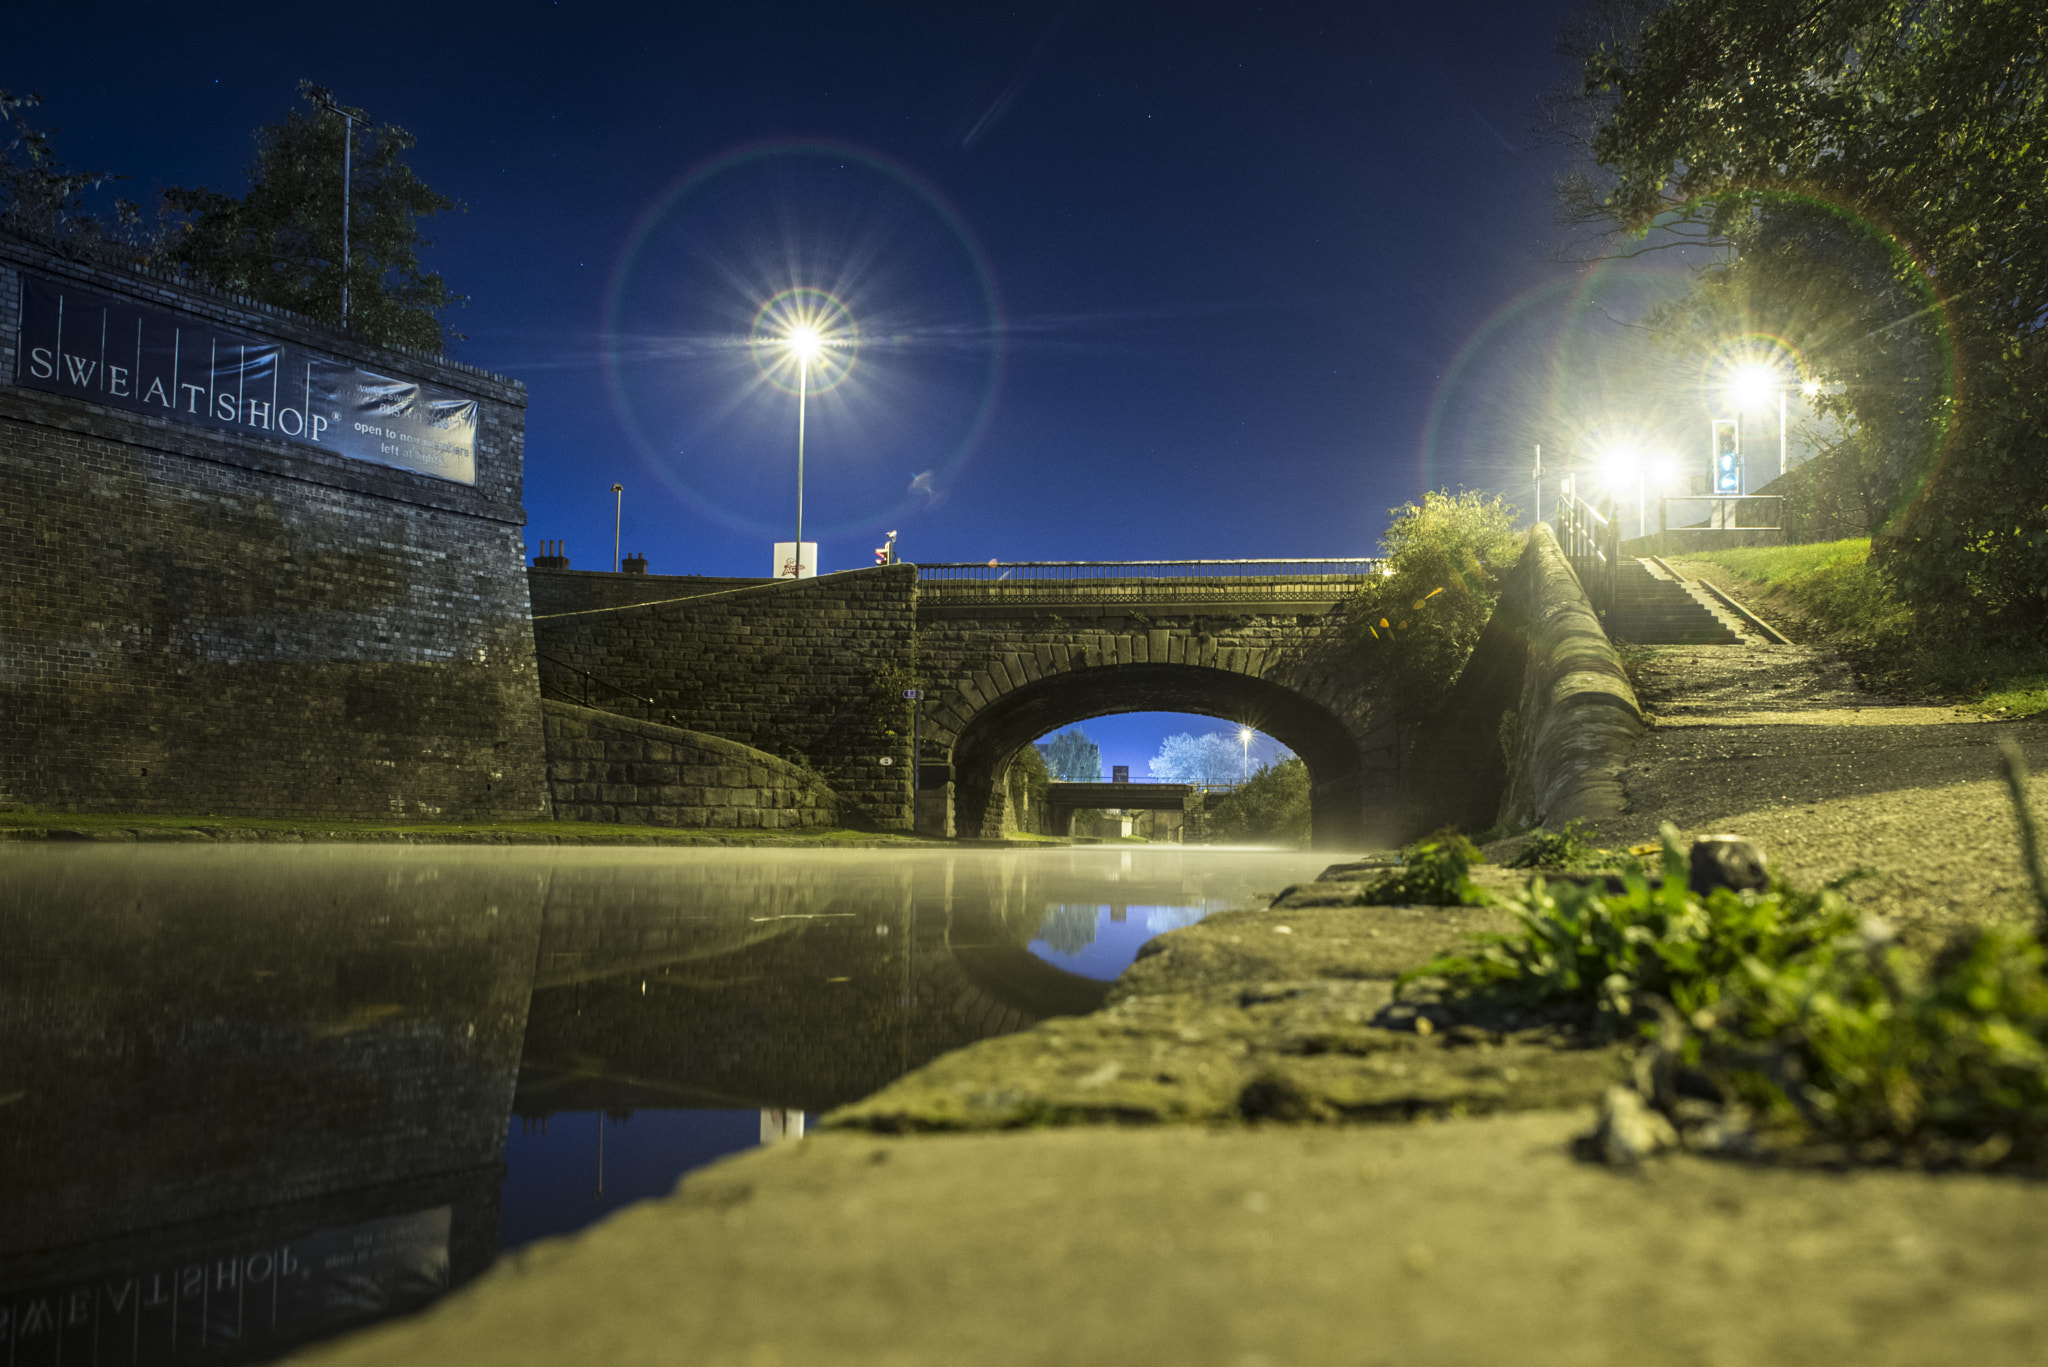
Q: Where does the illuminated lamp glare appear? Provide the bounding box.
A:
[1727,363,1781,410]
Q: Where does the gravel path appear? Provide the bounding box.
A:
[1577,589,2046,944]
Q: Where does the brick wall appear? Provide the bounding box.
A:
[542,701,842,829]
[533,566,919,828]
[0,234,550,819]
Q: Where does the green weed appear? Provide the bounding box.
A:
[1505,819,1642,874]
[1402,818,2048,1165]
[1358,828,1485,906]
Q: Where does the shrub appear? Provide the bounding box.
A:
[1348,490,1522,719]
[1203,757,1310,845]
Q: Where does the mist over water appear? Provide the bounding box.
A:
[0,843,1326,1358]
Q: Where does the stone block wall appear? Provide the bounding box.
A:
[542,701,841,829]
[1404,525,1644,837]
[533,567,918,828]
[527,568,768,617]
[0,234,550,820]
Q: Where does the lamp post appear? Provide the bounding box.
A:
[1238,726,1254,782]
[785,327,820,563]
[751,291,856,579]
[611,483,624,572]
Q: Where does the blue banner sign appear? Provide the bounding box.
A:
[12,271,476,485]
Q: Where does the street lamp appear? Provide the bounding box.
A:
[750,290,856,579]
[1726,362,1816,481]
[786,326,821,561]
[1598,448,1643,541]
[1238,726,1254,782]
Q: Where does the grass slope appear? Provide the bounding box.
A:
[1686,540,2048,716]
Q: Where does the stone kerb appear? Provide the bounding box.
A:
[542,701,841,830]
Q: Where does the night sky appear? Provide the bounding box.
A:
[13,1,1690,774]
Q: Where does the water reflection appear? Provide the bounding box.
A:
[0,844,1325,1361]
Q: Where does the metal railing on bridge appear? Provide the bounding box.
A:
[914,558,1385,606]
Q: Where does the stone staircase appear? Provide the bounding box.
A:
[1603,558,1743,645]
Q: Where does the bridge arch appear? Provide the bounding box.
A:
[935,661,1370,847]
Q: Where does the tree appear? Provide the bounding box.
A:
[0,90,151,259]
[1006,742,1050,832]
[1040,729,1102,782]
[163,82,462,352]
[1567,0,2048,641]
[1202,758,1311,846]
[1149,731,1268,785]
[1348,489,1523,715]
[1032,904,1102,956]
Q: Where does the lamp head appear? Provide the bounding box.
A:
[785,327,823,363]
[1727,363,1780,409]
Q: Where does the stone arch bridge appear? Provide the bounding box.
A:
[530,558,1402,847]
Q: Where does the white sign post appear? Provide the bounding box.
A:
[772,542,818,579]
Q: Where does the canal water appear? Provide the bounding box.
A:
[0,844,1327,1364]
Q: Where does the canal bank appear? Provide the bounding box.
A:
[284,549,2048,1366]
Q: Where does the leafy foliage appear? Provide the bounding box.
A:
[1348,490,1523,718]
[1202,757,1310,846]
[1570,0,2048,645]
[1506,819,1641,873]
[0,90,153,259]
[1405,825,1854,1032]
[1149,730,1262,785]
[1040,729,1102,782]
[1405,820,2048,1163]
[1358,828,1486,907]
[1712,925,2048,1159]
[163,83,462,351]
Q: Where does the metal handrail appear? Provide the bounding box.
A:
[1658,494,1786,533]
[916,559,1383,605]
[917,558,1383,577]
[1557,488,1621,616]
[537,652,681,726]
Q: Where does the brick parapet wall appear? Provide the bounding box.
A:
[0,236,551,819]
[542,701,841,829]
[533,567,919,828]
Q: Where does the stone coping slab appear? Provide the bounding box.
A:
[290,1114,2048,1367]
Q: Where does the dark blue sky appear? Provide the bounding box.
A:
[16,1,1674,774]
[10,0,1618,577]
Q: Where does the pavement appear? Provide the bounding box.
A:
[1583,576,2045,945]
